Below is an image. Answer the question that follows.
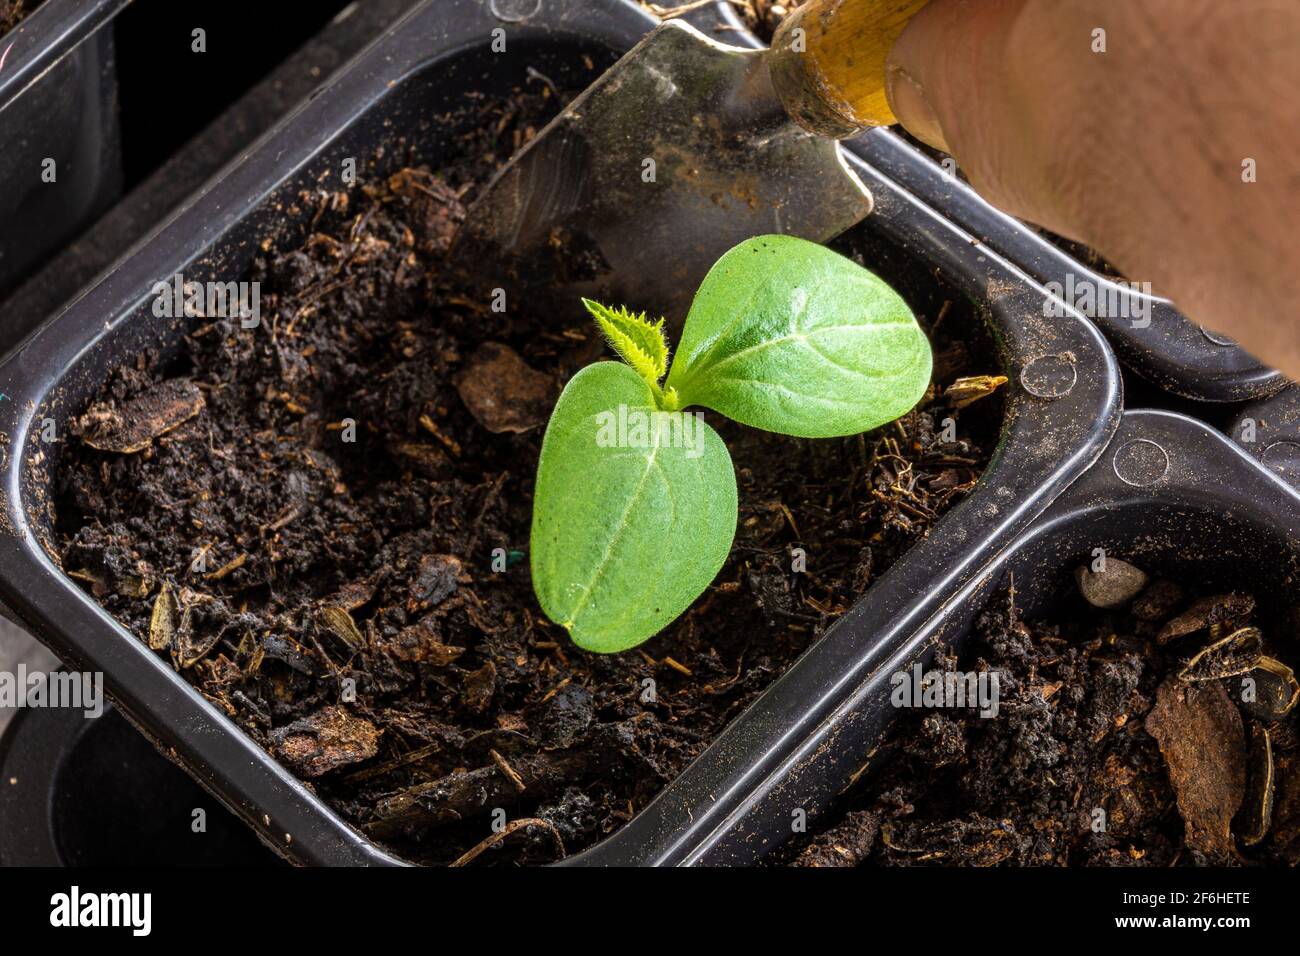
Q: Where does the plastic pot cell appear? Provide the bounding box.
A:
[761,408,1300,865]
[1230,385,1300,492]
[0,0,129,301]
[0,0,1119,866]
[711,3,1286,405]
[0,702,281,866]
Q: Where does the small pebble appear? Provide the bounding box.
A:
[1075,558,1148,609]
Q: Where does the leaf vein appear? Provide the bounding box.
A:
[561,442,661,629]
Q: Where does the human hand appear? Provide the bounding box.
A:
[886,0,1300,380]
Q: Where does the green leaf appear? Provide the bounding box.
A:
[583,298,670,388]
[664,235,932,438]
[531,362,736,653]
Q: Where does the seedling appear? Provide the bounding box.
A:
[531,235,933,653]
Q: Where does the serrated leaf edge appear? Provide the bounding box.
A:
[582,298,677,409]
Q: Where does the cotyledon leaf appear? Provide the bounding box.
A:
[530,362,736,653]
[665,235,932,438]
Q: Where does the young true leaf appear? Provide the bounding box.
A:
[530,361,736,653]
[665,235,932,438]
[583,298,670,387]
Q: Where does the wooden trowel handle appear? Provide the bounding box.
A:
[768,0,930,138]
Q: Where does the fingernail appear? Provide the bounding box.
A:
[886,68,948,152]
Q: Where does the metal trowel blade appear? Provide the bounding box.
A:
[455,19,873,324]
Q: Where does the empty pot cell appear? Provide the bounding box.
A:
[0,0,126,300]
[0,704,281,865]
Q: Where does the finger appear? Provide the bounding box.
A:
[886,0,1300,380]
[886,0,1088,226]
[885,0,1029,154]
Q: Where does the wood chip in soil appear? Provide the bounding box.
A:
[1145,678,1246,861]
[454,342,555,434]
[76,379,205,453]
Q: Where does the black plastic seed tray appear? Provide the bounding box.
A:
[0,0,1119,866]
[0,0,129,300]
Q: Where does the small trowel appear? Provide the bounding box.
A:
[457,0,929,322]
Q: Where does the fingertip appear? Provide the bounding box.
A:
[886,0,964,149]
[885,0,1042,217]
[885,66,948,152]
